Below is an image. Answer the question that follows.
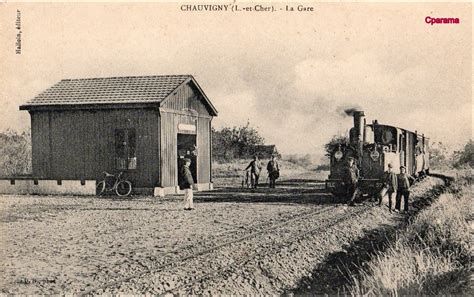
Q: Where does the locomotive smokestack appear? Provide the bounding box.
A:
[348,110,365,160]
[353,111,365,142]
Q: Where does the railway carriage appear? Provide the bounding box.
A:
[325,111,430,198]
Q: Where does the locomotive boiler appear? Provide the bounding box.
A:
[325,111,430,198]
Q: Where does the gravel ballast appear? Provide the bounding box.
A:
[0,177,444,294]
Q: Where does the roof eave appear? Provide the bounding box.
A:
[189,76,218,116]
[19,102,161,111]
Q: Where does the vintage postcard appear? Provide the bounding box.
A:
[0,0,472,295]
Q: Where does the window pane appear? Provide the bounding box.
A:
[128,157,137,170]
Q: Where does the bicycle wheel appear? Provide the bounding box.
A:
[116,180,132,197]
[96,181,106,196]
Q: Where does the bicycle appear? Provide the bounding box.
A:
[96,171,133,197]
[241,170,251,188]
[241,169,260,189]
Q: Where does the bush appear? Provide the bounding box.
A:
[429,141,453,169]
[212,122,265,162]
[453,139,473,168]
[0,129,32,176]
[324,135,350,157]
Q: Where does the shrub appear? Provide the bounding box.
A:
[324,135,350,157]
[212,122,265,162]
[429,141,453,169]
[0,129,32,176]
[453,139,474,168]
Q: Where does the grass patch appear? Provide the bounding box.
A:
[349,175,471,295]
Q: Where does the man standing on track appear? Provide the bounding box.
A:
[379,163,397,211]
[179,158,195,210]
[345,156,360,206]
[395,165,415,213]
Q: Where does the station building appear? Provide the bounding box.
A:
[18,75,218,196]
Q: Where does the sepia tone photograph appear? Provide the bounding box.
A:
[0,0,472,295]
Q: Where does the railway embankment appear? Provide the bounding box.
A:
[293,171,472,295]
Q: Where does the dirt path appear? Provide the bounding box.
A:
[0,176,444,294]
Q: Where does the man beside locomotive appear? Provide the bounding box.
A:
[345,157,360,206]
[379,163,397,212]
[395,165,415,213]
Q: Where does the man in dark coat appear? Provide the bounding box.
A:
[179,158,195,210]
[266,155,280,188]
[345,157,360,206]
[395,165,415,213]
[244,156,262,188]
[379,163,398,211]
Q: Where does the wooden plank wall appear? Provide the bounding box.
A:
[160,112,178,187]
[197,117,211,183]
[30,111,51,178]
[31,109,160,188]
[162,82,212,116]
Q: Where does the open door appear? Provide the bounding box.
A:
[177,134,197,184]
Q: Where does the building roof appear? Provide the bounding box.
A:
[252,145,277,153]
[20,75,218,115]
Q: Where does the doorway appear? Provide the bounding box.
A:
[177,134,197,184]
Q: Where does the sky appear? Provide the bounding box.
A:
[0,2,472,157]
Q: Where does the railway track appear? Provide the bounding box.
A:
[78,175,451,295]
[162,206,371,295]
[80,204,342,295]
[84,204,371,295]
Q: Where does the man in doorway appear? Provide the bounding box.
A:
[267,155,280,188]
[179,158,195,210]
[379,163,397,211]
[244,155,262,188]
[395,165,415,213]
[345,157,360,206]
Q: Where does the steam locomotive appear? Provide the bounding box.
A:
[325,111,430,197]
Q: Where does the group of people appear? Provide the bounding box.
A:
[178,155,281,210]
[243,155,280,189]
[379,163,415,213]
[344,156,414,212]
[182,154,413,212]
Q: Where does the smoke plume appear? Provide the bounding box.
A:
[336,105,364,117]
